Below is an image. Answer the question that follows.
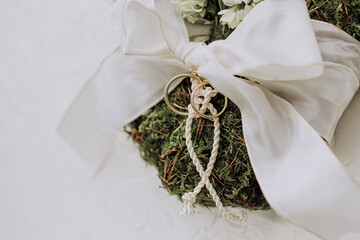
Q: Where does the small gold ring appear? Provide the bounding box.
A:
[164,73,202,116]
[190,82,228,119]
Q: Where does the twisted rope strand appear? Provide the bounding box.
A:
[181,79,247,224]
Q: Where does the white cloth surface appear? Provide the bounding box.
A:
[1,0,359,240]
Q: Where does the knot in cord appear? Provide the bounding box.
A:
[190,78,218,116]
[180,192,196,216]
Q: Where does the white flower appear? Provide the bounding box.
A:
[171,0,207,23]
[222,0,242,7]
[219,4,253,29]
[222,0,252,7]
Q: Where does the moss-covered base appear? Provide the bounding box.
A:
[131,80,269,210]
[130,0,360,211]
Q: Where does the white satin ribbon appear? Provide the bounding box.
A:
[58,0,360,239]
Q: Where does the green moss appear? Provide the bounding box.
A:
[129,0,359,210]
[307,0,360,41]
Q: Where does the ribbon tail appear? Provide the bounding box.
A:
[256,62,359,144]
[333,90,360,184]
[241,82,360,240]
[255,20,360,145]
[58,47,187,166]
[199,64,360,240]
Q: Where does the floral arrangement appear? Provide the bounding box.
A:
[172,0,260,28]
[172,0,261,41]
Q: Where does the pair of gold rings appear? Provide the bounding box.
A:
[164,73,228,119]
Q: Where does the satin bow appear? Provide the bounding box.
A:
[59,0,360,239]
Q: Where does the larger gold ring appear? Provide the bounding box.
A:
[190,82,228,119]
[164,73,202,116]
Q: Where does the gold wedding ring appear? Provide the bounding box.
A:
[164,73,202,116]
[190,81,228,119]
[164,73,228,119]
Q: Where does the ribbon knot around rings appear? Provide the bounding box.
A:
[164,72,228,119]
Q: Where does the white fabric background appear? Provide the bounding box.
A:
[1,0,358,239]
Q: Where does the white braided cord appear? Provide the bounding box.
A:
[181,78,247,225]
